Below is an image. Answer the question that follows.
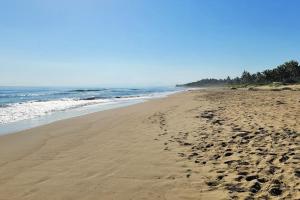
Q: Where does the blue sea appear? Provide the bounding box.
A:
[0,86,182,134]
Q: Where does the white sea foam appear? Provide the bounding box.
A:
[0,90,180,124]
[0,98,109,124]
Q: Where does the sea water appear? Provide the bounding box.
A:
[0,86,182,135]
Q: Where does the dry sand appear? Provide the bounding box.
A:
[0,89,299,200]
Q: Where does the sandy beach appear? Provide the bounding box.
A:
[0,89,299,200]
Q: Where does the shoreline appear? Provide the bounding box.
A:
[0,99,144,136]
[0,89,298,200]
[0,90,184,136]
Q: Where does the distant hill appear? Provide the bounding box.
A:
[177,60,300,87]
[176,79,227,87]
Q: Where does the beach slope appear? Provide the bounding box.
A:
[0,89,299,200]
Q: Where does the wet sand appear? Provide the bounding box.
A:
[0,89,299,200]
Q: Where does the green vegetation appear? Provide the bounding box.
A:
[177,60,300,87]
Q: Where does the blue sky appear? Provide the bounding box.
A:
[1,0,300,87]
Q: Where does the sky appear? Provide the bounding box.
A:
[1,0,300,87]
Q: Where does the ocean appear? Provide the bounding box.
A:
[0,86,182,134]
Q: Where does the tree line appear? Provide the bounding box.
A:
[178,60,300,87]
